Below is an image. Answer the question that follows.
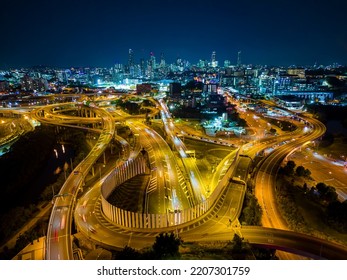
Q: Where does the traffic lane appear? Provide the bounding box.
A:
[288,149,347,201]
[242,226,347,260]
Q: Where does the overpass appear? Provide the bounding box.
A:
[241,226,347,260]
[18,98,347,260]
[31,103,116,259]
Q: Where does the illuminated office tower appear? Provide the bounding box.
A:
[149,51,156,69]
[128,48,135,76]
[237,51,241,66]
[224,60,231,67]
[159,52,166,67]
[128,49,134,67]
[146,52,156,79]
[211,51,218,67]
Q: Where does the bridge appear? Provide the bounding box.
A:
[10,96,345,260]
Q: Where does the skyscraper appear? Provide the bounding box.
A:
[211,51,217,67]
[211,51,216,62]
[237,51,242,66]
[128,48,135,77]
[128,48,134,67]
[149,52,156,69]
[147,52,156,79]
[159,52,165,68]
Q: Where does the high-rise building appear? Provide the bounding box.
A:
[127,49,134,76]
[237,51,242,66]
[204,83,218,93]
[211,51,216,62]
[55,70,68,83]
[211,51,218,67]
[113,63,124,83]
[159,52,166,67]
[198,59,207,68]
[150,52,156,69]
[21,75,34,91]
[176,56,181,65]
[140,58,145,77]
[128,48,134,67]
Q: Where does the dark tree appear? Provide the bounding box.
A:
[283,160,296,175]
[152,232,182,259]
[316,182,328,197]
[304,168,311,178]
[231,234,243,254]
[295,166,306,177]
[315,183,338,203]
[113,246,142,260]
[239,193,262,226]
[251,246,278,260]
[326,200,347,232]
[324,187,338,203]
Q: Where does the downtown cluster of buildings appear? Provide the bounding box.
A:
[0,50,347,109]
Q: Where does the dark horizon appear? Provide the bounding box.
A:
[2,53,347,71]
[2,60,346,72]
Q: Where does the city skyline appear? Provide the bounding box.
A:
[1,12,347,262]
[1,0,347,68]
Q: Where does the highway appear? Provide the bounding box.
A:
[287,147,347,201]
[126,119,192,213]
[74,155,347,260]
[248,113,328,259]
[112,107,193,213]
[158,99,208,203]
[218,90,347,258]
[5,94,346,260]
[31,103,115,259]
[241,226,347,260]
[254,116,326,229]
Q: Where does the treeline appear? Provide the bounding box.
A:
[112,233,182,260]
[113,97,156,115]
[278,160,347,233]
[239,192,262,226]
[0,212,47,260]
[112,232,277,260]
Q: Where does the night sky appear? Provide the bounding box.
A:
[1,0,346,68]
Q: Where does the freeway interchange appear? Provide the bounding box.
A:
[4,95,346,260]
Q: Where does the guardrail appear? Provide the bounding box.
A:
[100,148,241,229]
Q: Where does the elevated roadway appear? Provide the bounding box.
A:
[31,104,115,260]
[241,226,347,260]
[254,116,326,229]
[15,98,347,260]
